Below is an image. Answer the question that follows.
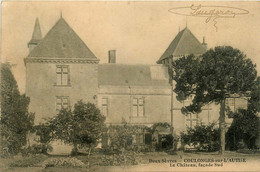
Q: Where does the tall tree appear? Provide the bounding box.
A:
[173,46,257,154]
[0,63,34,155]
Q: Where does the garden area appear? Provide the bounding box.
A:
[1,149,260,172]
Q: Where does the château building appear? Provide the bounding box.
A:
[24,16,247,151]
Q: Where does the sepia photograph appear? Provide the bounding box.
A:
[0,0,260,171]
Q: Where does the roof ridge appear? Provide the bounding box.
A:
[185,28,205,50]
[157,29,185,62]
[173,28,188,57]
[157,27,206,63]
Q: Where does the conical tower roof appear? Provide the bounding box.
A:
[157,27,206,63]
[28,17,42,45]
[28,17,97,59]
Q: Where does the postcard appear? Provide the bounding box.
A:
[1,1,259,171]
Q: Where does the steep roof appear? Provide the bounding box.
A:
[28,17,97,59]
[98,64,170,87]
[28,18,42,45]
[158,27,206,63]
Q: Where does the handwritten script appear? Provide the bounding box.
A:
[169,4,249,31]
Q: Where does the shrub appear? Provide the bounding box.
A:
[42,157,85,168]
[181,123,220,152]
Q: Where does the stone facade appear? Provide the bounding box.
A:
[25,61,99,124]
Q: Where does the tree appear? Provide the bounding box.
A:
[49,100,106,166]
[173,46,258,154]
[73,101,106,158]
[48,108,74,146]
[0,63,35,155]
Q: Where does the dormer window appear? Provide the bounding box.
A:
[56,65,70,86]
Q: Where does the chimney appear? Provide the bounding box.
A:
[202,36,207,50]
[108,50,116,63]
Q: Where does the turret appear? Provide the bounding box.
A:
[28,17,42,53]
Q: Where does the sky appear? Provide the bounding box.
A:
[1,1,260,93]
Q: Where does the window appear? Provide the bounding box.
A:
[185,113,198,128]
[139,134,144,144]
[226,98,235,111]
[145,133,152,145]
[134,133,144,145]
[56,96,69,112]
[132,135,137,144]
[56,65,70,86]
[102,97,108,116]
[132,98,144,117]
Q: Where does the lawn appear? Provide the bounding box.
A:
[1,151,259,172]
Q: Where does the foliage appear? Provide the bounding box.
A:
[226,77,260,150]
[226,109,259,150]
[47,108,74,144]
[248,76,260,113]
[173,46,257,113]
[108,120,149,152]
[72,101,106,149]
[33,122,55,154]
[172,54,200,101]
[47,100,106,158]
[9,154,48,167]
[35,122,55,145]
[150,122,171,134]
[105,120,149,165]
[101,152,138,166]
[150,122,174,151]
[0,63,35,155]
[181,123,220,152]
[21,144,53,156]
[42,157,85,168]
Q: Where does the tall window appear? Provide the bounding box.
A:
[133,134,144,145]
[56,65,69,86]
[102,97,108,116]
[185,114,198,128]
[133,98,144,117]
[56,96,69,112]
[144,133,152,145]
